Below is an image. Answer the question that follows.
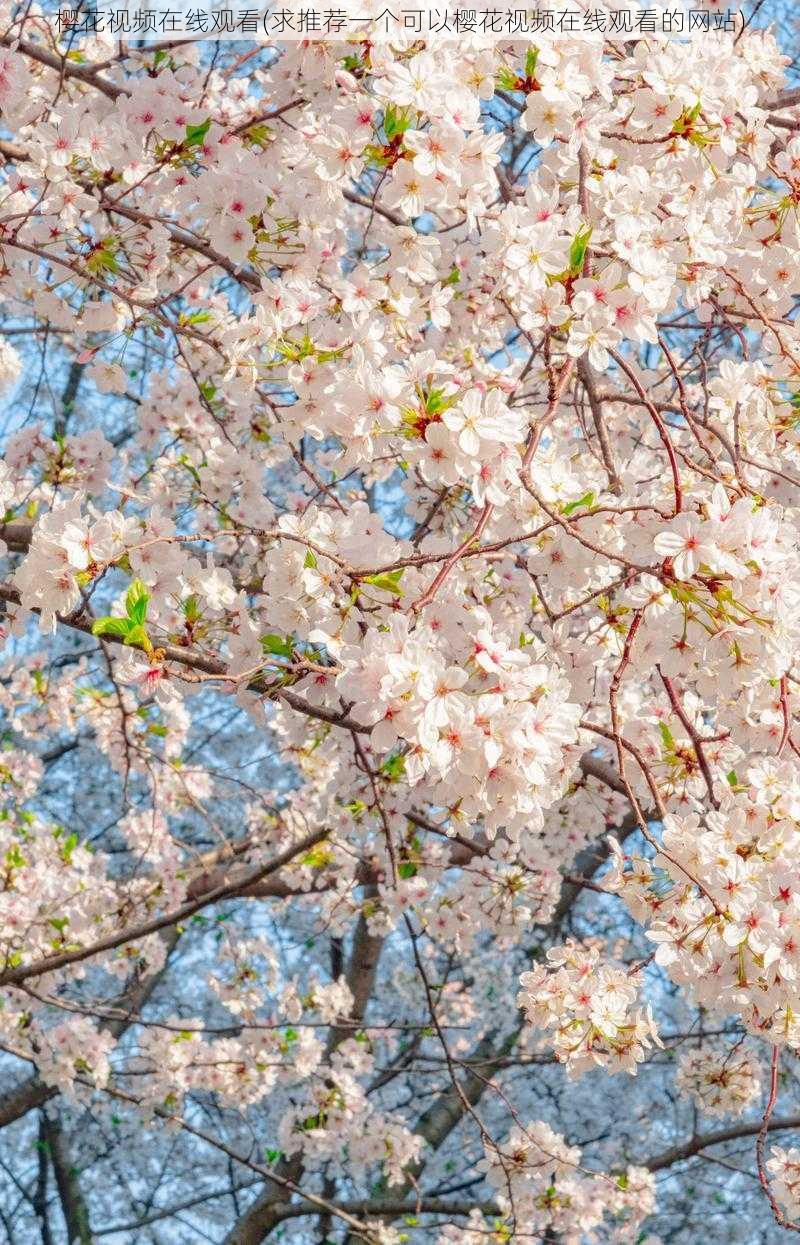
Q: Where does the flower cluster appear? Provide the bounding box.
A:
[517,941,661,1075]
[481,1121,656,1244]
[767,1147,800,1221]
[675,1043,762,1117]
[335,615,581,839]
[607,793,800,1045]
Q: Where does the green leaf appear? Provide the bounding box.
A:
[300,844,333,869]
[303,549,318,569]
[659,721,676,752]
[568,226,593,274]
[496,66,519,91]
[123,624,152,653]
[184,118,211,149]
[86,240,120,276]
[261,634,294,658]
[264,1147,282,1164]
[5,844,25,870]
[125,579,149,626]
[672,102,702,137]
[181,594,201,623]
[398,861,418,880]
[383,104,410,140]
[60,832,79,863]
[525,46,539,80]
[92,617,132,639]
[363,569,404,598]
[242,122,272,148]
[561,490,595,516]
[380,752,406,781]
[423,386,455,415]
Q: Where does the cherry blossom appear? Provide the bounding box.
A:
[0,8,796,1241]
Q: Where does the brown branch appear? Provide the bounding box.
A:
[41,1112,93,1244]
[0,33,127,101]
[0,579,367,734]
[0,926,180,1130]
[0,829,326,988]
[647,1114,800,1172]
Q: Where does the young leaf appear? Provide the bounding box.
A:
[383,104,410,140]
[60,832,79,863]
[92,617,133,639]
[568,226,593,275]
[125,579,150,626]
[496,66,520,91]
[562,490,595,516]
[181,594,201,623]
[362,569,404,597]
[261,634,294,658]
[185,118,211,149]
[123,624,152,654]
[380,752,406,781]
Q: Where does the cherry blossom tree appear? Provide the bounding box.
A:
[1,2,800,1241]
